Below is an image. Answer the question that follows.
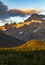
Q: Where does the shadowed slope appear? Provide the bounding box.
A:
[0,31,25,47]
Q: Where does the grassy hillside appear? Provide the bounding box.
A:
[15,40,45,51]
[0,40,45,50]
[0,40,45,65]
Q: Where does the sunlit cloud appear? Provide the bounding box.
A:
[5,15,30,23]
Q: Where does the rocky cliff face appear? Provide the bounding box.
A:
[0,14,45,41]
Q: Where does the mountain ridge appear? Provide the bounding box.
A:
[0,14,45,42]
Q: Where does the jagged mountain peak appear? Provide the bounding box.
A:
[0,14,45,42]
[24,14,45,22]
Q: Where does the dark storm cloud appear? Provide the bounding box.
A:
[0,1,8,11]
[0,1,9,19]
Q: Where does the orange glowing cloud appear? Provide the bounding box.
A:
[20,9,41,14]
[9,8,41,15]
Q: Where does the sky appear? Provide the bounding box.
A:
[1,0,45,9]
[0,0,45,26]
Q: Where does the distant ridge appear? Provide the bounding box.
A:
[0,30,25,47]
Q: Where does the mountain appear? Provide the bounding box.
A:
[0,14,45,41]
[15,40,45,51]
[24,14,45,22]
[0,30,24,47]
[1,40,45,51]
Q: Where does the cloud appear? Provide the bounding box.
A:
[0,8,41,20]
[0,1,43,21]
[9,9,41,16]
[0,1,8,11]
[5,15,30,23]
[0,1,9,19]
